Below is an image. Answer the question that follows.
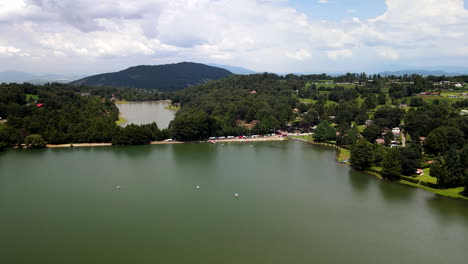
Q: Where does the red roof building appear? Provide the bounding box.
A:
[36,103,44,108]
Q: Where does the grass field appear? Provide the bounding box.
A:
[164,105,181,111]
[26,94,39,101]
[316,83,356,89]
[116,116,127,125]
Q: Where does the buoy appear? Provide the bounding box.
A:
[196,185,200,189]
[116,185,120,189]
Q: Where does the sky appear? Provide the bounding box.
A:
[0,0,468,75]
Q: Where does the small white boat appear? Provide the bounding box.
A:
[116,185,120,189]
[196,185,200,189]
[234,193,239,197]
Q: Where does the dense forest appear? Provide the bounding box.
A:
[0,83,169,149]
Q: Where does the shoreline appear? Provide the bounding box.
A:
[46,136,286,148]
[115,99,171,105]
[289,136,468,201]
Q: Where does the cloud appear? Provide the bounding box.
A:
[317,0,329,4]
[0,0,467,74]
[286,49,311,61]
[327,49,352,61]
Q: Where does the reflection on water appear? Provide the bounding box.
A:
[348,170,371,194]
[1,141,467,264]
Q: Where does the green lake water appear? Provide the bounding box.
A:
[117,101,175,128]
[0,141,467,263]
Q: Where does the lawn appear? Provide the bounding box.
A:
[298,98,316,104]
[337,148,350,162]
[317,83,356,89]
[26,94,39,101]
[290,135,311,141]
[116,116,127,125]
[164,105,181,111]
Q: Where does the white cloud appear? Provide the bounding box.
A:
[0,0,467,74]
[317,0,329,4]
[327,49,352,61]
[286,49,311,61]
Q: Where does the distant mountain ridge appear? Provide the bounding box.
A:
[207,63,256,74]
[377,70,467,77]
[0,71,84,84]
[69,62,233,91]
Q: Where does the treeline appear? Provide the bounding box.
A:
[0,83,170,149]
[170,74,300,140]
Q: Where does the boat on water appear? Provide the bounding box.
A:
[234,193,239,197]
[196,185,200,189]
[208,140,216,144]
[116,185,120,189]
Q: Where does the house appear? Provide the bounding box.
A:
[390,140,400,148]
[392,127,401,136]
[447,95,458,98]
[455,83,463,88]
[399,104,408,108]
[416,169,424,175]
[293,108,300,112]
[375,138,385,144]
[365,120,373,126]
[81,92,91,96]
[461,110,468,116]
[36,103,44,108]
[250,91,257,94]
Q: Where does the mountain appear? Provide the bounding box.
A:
[207,63,256,74]
[69,62,233,91]
[0,71,84,84]
[377,69,467,77]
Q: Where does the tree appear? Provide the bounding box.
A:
[303,108,319,126]
[399,145,422,175]
[373,106,404,128]
[313,120,336,142]
[350,139,374,170]
[381,148,402,179]
[24,134,46,149]
[362,124,382,143]
[424,126,464,155]
[445,147,463,186]
[384,129,393,146]
[431,156,450,188]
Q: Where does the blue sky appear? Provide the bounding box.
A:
[0,0,468,75]
[289,0,386,21]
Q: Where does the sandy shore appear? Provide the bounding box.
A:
[46,136,286,148]
[47,143,113,148]
[212,136,286,143]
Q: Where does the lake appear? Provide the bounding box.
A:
[0,141,467,263]
[117,101,175,128]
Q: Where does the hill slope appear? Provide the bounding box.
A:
[69,62,233,91]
